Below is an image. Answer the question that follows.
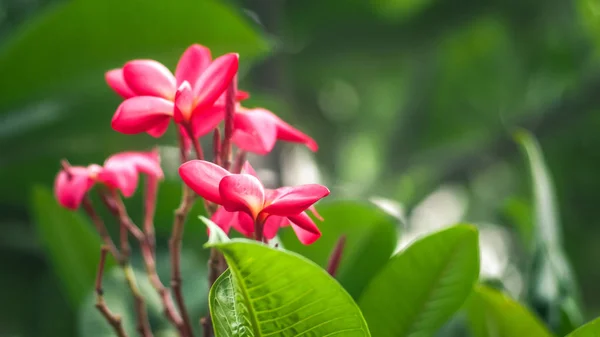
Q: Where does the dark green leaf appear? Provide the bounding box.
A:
[209,240,371,337]
[30,185,107,308]
[359,224,480,337]
[279,200,399,299]
[465,285,553,337]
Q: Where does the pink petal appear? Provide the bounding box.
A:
[146,118,171,137]
[179,160,230,204]
[175,44,212,87]
[97,165,139,197]
[240,161,258,178]
[105,69,136,99]
[236,90,250,101]
[190,105,225,138]
[211,207,236,234]
[271,113,318,151]
[122,60,176,99]
[263,215,288,240]
[288,212,322,245]
[218,174,265,218]
[231,110,278,155]
[54,166,94,210]
[104,151,163,179]
[262,184,330,216]
[192,53,239,112]
[308,205,324,221]
[111,96,174,135]
[233,211,255,237]
[173,81,194,123]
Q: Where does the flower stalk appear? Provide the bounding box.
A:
[95,246,128,337]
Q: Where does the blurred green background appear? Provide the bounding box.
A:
[2,0,600,336]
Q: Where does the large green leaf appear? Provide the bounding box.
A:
[208,240,371,336]
[566,317,600,336]
[465,285,553,337]
[30,185,107,308]
[515,130,584,334]
[279,200,399,299]
[358,224,480,337]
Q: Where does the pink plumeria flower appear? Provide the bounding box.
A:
[54,151,163,210]
[179,160,329,244]
[231,106,318,155]
[106,44,239,139]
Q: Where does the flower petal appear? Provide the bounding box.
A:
[288,212,322,245]
[263,215,288,240]
[174,81,194,123]
[111,96,174,135]
[105,69,136,99]
[232,110,278,155]
[233,211,255,237]
[54,166,94,210]
[211,207,236,234]
[190,105,225,138]
[175,44,212,87]
[192,53,239,112]
[179,160,230,204]
[308,205,324,221]
[146,118,171,137]
[97,165,139,197]
[122,60,176,99]
[104,151,163,179]
[262,184,330,216]
[240,161,258,178]
[218,174,265,218]
[272,113,318,151]
[236,90,250,101]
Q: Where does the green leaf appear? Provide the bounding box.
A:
[0,0,269,107]
[465,285,553,337]
[209,240,371,337]
[30,185,108,308]
[566,317,600,336]
[515,129,584,333]
[200,216,230,245]
[279,200,399,299]
[358,224,480,337]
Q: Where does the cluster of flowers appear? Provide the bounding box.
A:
[54,44,329,245]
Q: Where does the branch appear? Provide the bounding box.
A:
[220,81,236,171]
[95,246,128,337]
[122,264,154,337]
[144,174,159,254]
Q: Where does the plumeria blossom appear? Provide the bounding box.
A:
[55,151,163,210]
[231,106,318,155]
[179,160,329,244]
[106,44,239,139]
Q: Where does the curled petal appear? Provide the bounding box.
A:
[190,105,225,138]
[288,212,322,245]
[104,151,163,179]
[211,207,236,234]
[54,166,94,210]
[174,81,194,123]
[263,215,288,240]
[122,60,176,99]
[308,205,324,221]
[219,174,265,218]
[272,114,318,152]
[179,160,230,204]
[193,53,239,112]
[233,212,255,237]
[175,44,212,87]
[263,184,330,216]
[105,69,136,99]
[146,118,171,137]
[236,90,250,101]
[98,165,139,197]
[111,96,174,135]
[232,110,278,155]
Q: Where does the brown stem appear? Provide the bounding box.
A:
[213,128,222,166]
[120,220,131,261]
[200,317,211,337]
[143,174,159,254]
[220,81,236,170]
[95,246,129,337]
[253,217,265,243]
[326,235,347,277]
[104,191,187,337]
[170,184,196,337]
[81,197,121,262]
